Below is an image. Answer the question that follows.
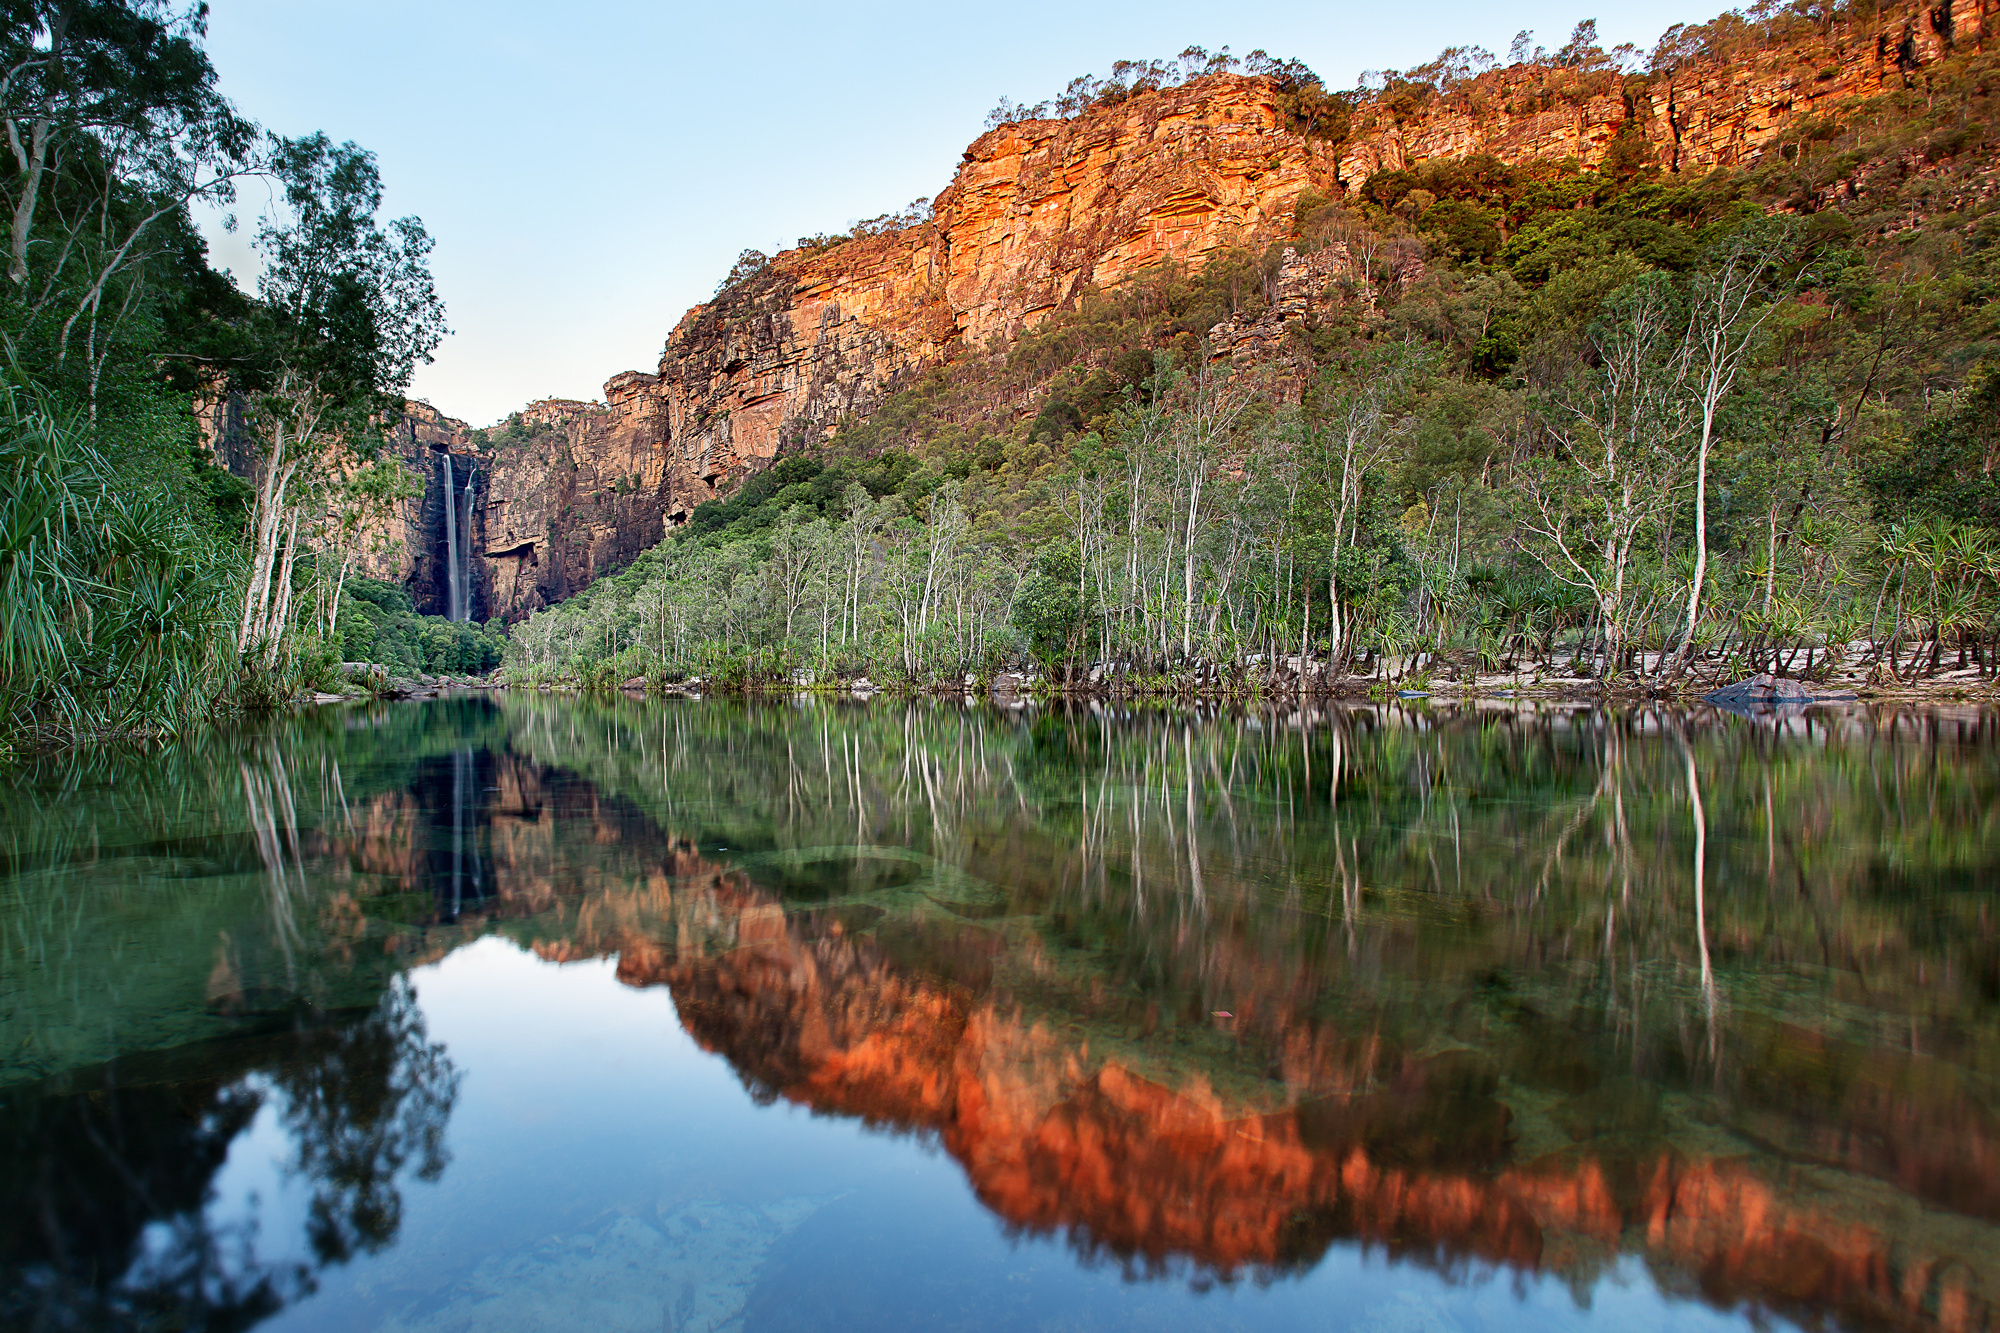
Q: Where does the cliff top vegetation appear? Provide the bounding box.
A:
[512,0,2000,695]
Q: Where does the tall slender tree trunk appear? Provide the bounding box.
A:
[1181,469,1203,661]
[1672,404,1718,677]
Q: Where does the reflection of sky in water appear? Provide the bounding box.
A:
[16,697,1991,1331]
[230,937,1798,1333]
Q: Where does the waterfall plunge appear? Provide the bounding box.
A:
[461,463,476,622]
[440,450,463,622]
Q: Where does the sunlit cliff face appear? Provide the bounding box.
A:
[309,0,1998,625]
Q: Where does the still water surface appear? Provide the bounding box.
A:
[3,695,1998,1331]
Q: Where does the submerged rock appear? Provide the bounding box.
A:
[1712,676,1848,704]
[372,1198,837,1333]
[1705,673,1855,712]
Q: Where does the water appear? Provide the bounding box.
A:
[440,450,464,623]
[3,695,1998,1332]
[461,463,477,622]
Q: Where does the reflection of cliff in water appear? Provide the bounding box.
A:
[609,875,1997,1333]
[0,979,457,1331]
[280,700,2000,1332]
[13,696,1996,1332]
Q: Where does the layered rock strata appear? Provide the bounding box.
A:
[254,0,1995,620]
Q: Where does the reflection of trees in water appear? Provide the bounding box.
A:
[242,741,309,988]
[274,979,458,1266]
[0,978,457,1331]
[498,694,2000,1069]
[0,696,515,1086]
[9,692,1993,1326]
[493,693,2000,1324]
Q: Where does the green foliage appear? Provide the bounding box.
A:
[1867,370,2000,528]
[0,377,236,745]
[1422,199,1503,263]
[248,133,448,427]
[338,577,505,675]
[522,155,2000,692]
[0,2,452,747]
[983,47,1332,132]
[679,452,914,542]
[1010,545,1087,669]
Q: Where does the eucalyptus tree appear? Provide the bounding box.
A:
[762,504,831,642]
[1103,355,1175,664]
[235,133,446,667]
[1518,276,1695,674]
[1661,220,1801,680]
[1305,345,1420,669]
[1054,433,1115,662]
[1,0,258,409]
[1163,359,1255,660]
[2,0,219,285]
[310,453,417,641]
[836,481,890,650]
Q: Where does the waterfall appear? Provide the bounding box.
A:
[440,450,462,622]
[461,463,476,622]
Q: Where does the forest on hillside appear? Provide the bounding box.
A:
[510,9,2000,695]
[0,0,491,754]
[4,2,1999,757]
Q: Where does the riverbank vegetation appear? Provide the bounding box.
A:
[509,18,2000,696]
[0,0,449,752]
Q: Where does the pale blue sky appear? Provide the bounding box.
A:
[196,0,1731,426]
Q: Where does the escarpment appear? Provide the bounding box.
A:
[366,0,1990,621]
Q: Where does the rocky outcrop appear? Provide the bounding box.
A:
[623,72,1346,537]
[472,387,728,621]
[341,391,730,622]
[1705,671,1860,714]
[362,0,1995,620]
[454,75,1352,620]
[1340,0,1990,181]
[1206,243,1371,363]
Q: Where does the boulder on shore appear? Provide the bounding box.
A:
[1705,673,1855,711]
[379,676,437,700]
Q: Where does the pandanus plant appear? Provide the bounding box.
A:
[1875,518,2000,678]
[0,382,236,746]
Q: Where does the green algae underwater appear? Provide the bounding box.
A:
[3,693,1998,1332]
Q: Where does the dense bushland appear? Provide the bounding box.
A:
[0,0,454,750]
[511,13,2000,693]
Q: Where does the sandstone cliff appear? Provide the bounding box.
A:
[368,0,1992,621]
[342,386,731,622]
[1339,0,1991,180]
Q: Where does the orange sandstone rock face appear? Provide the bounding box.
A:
[379,0,1991,620]
[623,0,1989,566]
[468,75,1349,619]
[474,384,726,620]
[1338,1,1988,182]
[341,387,727,621]
[637,74,1344,526]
